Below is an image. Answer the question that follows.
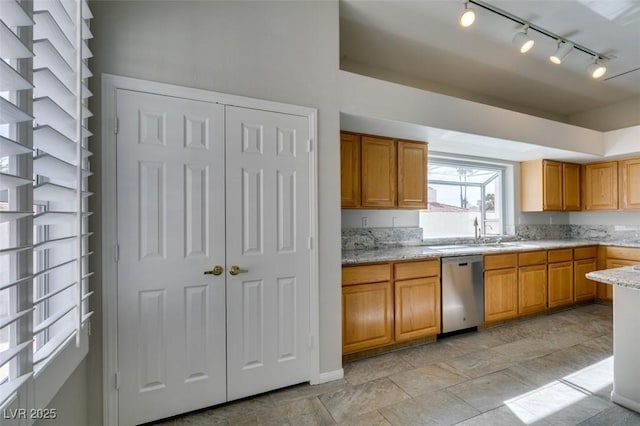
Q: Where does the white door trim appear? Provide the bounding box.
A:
[100,74,320,425]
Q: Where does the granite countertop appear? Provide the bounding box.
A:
[342,239,636,265]
[587,266,640,290]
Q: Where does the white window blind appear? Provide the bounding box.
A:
[0,0,93,410]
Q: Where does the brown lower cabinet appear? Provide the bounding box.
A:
[598,246,640,301]
[548,248,574,308]
[342,259,440,354]
[484,253,518,322]
[484,267,518,322]
[574,246,597,302]
[342,282,393,354]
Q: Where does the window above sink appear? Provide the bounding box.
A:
[420,158,506,239]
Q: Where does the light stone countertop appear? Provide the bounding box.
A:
[342,239,630,265]
[587,266,640,290]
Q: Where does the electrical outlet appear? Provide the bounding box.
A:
[392,216,399,227]
[362,217,369,228]
[549,216,553,224]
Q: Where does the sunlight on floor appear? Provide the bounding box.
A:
[504,357,614,425]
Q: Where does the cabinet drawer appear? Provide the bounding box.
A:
[574,246,597,260]
[342,263,391,286]
[519,250,547,266]
[484,253,517,270]
[394,259,440,280]
[548,248,573,263]
[606,246,640,262]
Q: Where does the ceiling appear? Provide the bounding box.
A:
[340,0,640,125]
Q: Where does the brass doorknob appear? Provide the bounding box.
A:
[229,265,248,275]
[204,265,223,275]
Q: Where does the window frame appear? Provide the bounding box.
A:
[422,156,507,238]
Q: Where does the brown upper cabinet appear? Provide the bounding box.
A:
[619,157,640,210]
[583,161,618,210]
[397,141,428,208]
[361,135,397,208]
[340,131,427,209]
[520,159,580,211]
[340,132,361,208]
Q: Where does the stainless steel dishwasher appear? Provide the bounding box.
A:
[441,255,484,333]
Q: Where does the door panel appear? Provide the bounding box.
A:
[225,106,311,400]
[116,89,226,426]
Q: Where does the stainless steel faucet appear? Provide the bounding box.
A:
[473,217,481,241]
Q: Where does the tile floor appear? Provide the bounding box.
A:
[153,303,640,425]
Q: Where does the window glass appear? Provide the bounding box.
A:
[421,160,504,238]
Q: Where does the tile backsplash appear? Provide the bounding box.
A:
[342,227,423,250]
[342,224,640,250]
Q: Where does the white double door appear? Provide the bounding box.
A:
[116,89,312,425]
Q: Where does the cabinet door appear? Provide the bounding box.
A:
[395,277,440,341]
[548,261,573,308]
[620,158,640,210]
[397,140,427,208]
[543,160,563,210]
[342,282,393,354]
[574,259,597,302]
[484,268,518,322]
[518,264,547,315]
[361,136,396,208]
[583,162,618,210]
[563,162,581,211]
[340,132,361,208]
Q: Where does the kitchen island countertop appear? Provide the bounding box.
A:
[587,266,640,290]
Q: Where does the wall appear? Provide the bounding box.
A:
[34,361,88,426]
[77,1,341,424]
[568,97,640,132]
[339,71,605,156]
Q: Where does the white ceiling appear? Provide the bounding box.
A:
[339,0,640,161]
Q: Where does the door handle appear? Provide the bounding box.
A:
[204,265,224,276]
[229,265,248,276]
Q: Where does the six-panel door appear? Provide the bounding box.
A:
[116,90,227,425]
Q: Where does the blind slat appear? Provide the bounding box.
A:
[0,96,33,125]
[0,211,32,223]
[33,11,73,58]
[33,124,91,165]
[0,19,34,59]
[0,172,32,190]
[34,303,75,334]
[34,281,75,305]
[0,0,33,27]
[33,326,74,367]
[0,341,32,370]
[0,135,32,156]
[0,275,31,292]
[34,182,92,204]
[33,154,91,184]
[33,257,75,278]
[0,308,33,330]
[0,58,33,92]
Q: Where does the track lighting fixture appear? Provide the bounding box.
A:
[459,1,476,28]
[457,1,612,80]
[550,41,573,64]
[512,25,534,54]
[588,57,607,79]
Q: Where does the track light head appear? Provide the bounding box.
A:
[512,26,534,54]
[550,41,573,64]
[588,57,607,79]
[459,2,476,28]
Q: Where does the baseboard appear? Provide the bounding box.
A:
[311,369,344,385]
[611,391,640,413]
